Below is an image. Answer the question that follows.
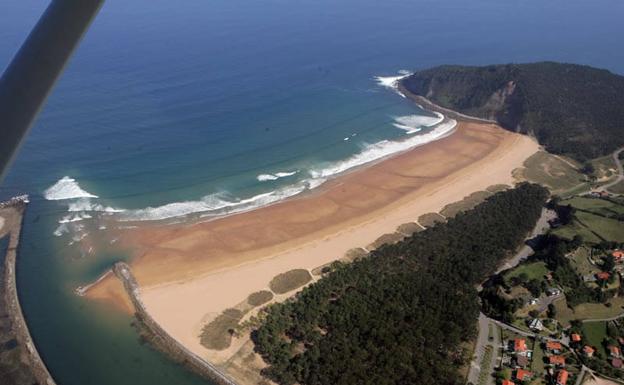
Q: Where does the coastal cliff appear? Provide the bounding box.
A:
[401,62,624,161]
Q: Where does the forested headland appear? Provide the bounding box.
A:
[401,62,624,161]
[252,183,549,385]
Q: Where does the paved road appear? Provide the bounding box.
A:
[536,293,564,313]
[467,314,501,385]
[600,147,624,192]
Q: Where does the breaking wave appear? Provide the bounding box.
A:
[257,170,299,182]
[118,179,325,222]
[310,118,457,179]
[374,70,411,97]
[46,71,454,232]
[44,176,98,200]
[58,213,92,224]
[67,198,125,213]
[392,112,444,134]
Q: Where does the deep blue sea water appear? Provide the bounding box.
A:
[1,1,623,384]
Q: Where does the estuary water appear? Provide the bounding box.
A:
[1,0,623,384]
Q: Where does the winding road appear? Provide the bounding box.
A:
[600,147,624,193]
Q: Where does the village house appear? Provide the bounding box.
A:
[546,287,561,296]
[546,341,563,354]
[596,271,611,281]
[512,338,528,354]
[515,369,533,382]
[612,358,623,369]
[529,318,543,332]
[570,333,582,343]
[583,345,596,358]
[609,345,621,358]
[514,355,529,368]
[613,250,624,263]
[502,380,515,385]
[549,355,566,367]
[556,369,569,385]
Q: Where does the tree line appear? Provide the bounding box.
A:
[252,183,549,385]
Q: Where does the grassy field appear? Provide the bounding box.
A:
[200,308,244,350]
[592,155,619,182]
[609,180,624,195]
[531,342,546,380]
[568,247,600,276]
[552,220,603,243]
[518,151,587,194]
[554,297,624,327]
[367,232,405,249]
[582,321,608,357]
[269,269,312,294]
[562,196,624,216]
[575,211,624,242]
[504,261,548,284]
[417,212,446,227]
[440,190,491,218]
[247,290,274,306]
[396,222,424,235]
[486,184,510,193]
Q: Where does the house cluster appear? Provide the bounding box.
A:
[572,331,624,370]
[544,341,569,385]
[501,339,572,385]
[501,338,534,384]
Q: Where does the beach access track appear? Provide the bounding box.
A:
[112,261,239,385]
[1,196,57,385]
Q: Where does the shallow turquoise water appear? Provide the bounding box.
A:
[1,0,623,384]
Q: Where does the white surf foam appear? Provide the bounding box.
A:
[58,212,93,224]
[374,70,411,97]
[67,198,124,213]
[257,170,298,182]
[117,177,327,222]
[310,118,457,179]
[53,223,69,237]
[392,112,444,134]
[44,177,98,200]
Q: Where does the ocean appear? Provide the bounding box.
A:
[1,0,623,384]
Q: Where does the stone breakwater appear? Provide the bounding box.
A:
[1,196,57,385]
[112,262,239,385]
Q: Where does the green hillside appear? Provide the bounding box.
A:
[401,62,624,161]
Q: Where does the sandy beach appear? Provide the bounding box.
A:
[87,122,539,363]
[87,120,539,375]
